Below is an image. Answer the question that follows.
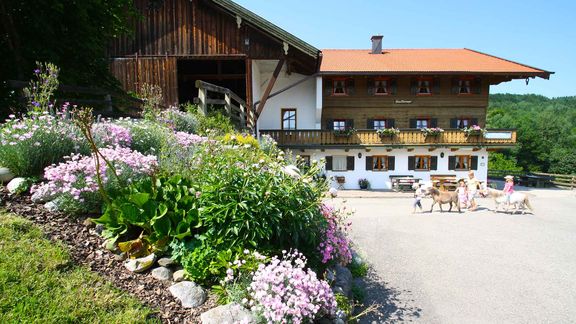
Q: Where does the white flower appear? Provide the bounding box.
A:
[282,165,300,178]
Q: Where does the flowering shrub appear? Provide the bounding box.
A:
[421,127,444,137]
[248,250,336,323]
[114,118,171,155]
[158,106,198,133]
[318,204,352,265]
[92,122,132,148]
[0,112,86,176]
[376,127,400,137]
[333,127,356,137]
[462,125,486,137]
[173,131,207,147]
[22,62,59,113]
[32,147,157,212]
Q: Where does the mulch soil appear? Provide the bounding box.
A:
[0,191,217,323]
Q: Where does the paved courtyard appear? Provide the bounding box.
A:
[335,188,576,323]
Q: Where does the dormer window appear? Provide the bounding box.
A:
[417,79,431,95]
[333,79,346,95]
[459,79,471,94]
[375,79,388,95]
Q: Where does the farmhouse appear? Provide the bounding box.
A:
[109,0,552,189]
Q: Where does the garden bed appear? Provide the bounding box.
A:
[0,192,217,323]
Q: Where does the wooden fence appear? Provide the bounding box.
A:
[194,80,254,132]
[488,170,576,189]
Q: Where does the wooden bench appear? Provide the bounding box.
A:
[390,175,419,192]
[430,174,458,191]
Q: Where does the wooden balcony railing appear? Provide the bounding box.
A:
[259,129,516,147]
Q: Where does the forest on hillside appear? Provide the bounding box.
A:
[487,94,576,174]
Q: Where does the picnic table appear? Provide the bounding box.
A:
[390,175,421,192]
[430,174,458,191]
[519,174,551,187]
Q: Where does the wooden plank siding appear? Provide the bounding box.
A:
[322,76,489,129]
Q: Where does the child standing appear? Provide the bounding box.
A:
[412,181,425,213]
[456,179,468,209]
[503,175,515,206]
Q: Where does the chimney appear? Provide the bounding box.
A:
[371,35,383,54]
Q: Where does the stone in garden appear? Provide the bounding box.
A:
[352,251,364,266]
[334,264,353,298]
[173,269,186,282]
[200,302,255,324]
[168,281,206,308]
[44,200,60,213]
[0,167,15,183]
[151,266,173,281]
[30,185,53,203]
[157,257,176,267]
[124,253,156,273]
[6,177,27,194]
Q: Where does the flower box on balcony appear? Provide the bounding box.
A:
[376,127,400,137]
[462,125,486,137]
[333,128,356,138]
[421,127,444,137]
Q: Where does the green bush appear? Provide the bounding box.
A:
[160,107,198,133]
[115,118,171,155]
[349,260,369,278]
[488,152,523,172]
[195,112,235,136]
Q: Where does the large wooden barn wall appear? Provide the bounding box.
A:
[110,57,178,106]
[109,0,285,58]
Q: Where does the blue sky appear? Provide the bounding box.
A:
[235,0,575,98]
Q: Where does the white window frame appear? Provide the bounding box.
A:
[416,119,429,129]
[373,119,387,130]
[333,120,346,131]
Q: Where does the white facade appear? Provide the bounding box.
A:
[297,147,488,190]
[252,60,317,131]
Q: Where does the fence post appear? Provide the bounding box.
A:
[197,87,207,116]
[239,103,246,129]
[224,92,232,117]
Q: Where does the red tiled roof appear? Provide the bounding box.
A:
[320,48,551,78]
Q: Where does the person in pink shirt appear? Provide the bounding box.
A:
[503,175,515,207]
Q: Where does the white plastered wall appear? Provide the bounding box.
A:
[295,147,489,190]
[253,60,317,131]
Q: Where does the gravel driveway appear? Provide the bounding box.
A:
[336,188,576,323]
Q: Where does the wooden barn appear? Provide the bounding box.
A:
[108,0,320,117]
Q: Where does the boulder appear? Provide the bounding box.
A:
[173,269,186,282]
[6,177,27,194]
[334,264,353,298]
[157,257,176,267]
[124,253,156,273]
[200,303,255,324]
[168,281,206,308]
[0,167,15,183]
[151,266,172,281]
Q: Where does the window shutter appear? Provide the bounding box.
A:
[430,118,438,128]
[366,156,373,171]
[346,119,354,129]
[324,79,332,95]
[408,156,415,170]
[387,119,396,128]
[346,156,355,170]
[473,78,482,94]
[390,79,398,95]
[410,79,418,95]
[471,118,479,126]
[325,156,333,170]
[367,118,374,129]
[430,156,438,170]
[451,78,459,94]
[326,119,334,130]
[433,77,441,95]
[388,156,395,170]
[409,119,417,128]
[346,78,355,95]
[450,118,458,128]
[471,156,478,170]
[448,156,456,170]
[367,78,375,95]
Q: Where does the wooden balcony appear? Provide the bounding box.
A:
[259,129,516,148]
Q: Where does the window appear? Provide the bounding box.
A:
[333,119,346,131]
[373,119,387,130]
[454,155,470,170]
[372,156,389,171]
[416,119,430,129]
[457,118,473,128]
[414,155,430,170]
[333,79,346,95]
[417,79,431,95]
[281,109,296,130]
[333,156,347,171]
[375,79,388,95]
[458,79,471,94]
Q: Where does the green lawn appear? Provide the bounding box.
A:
[0,212,157,323]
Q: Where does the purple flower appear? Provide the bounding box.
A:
[34,69,41,74]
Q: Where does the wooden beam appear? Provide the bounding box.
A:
[428,148,436,152]
[473,147,482,151]
[255,58,285,118]
[451,148,459,151]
